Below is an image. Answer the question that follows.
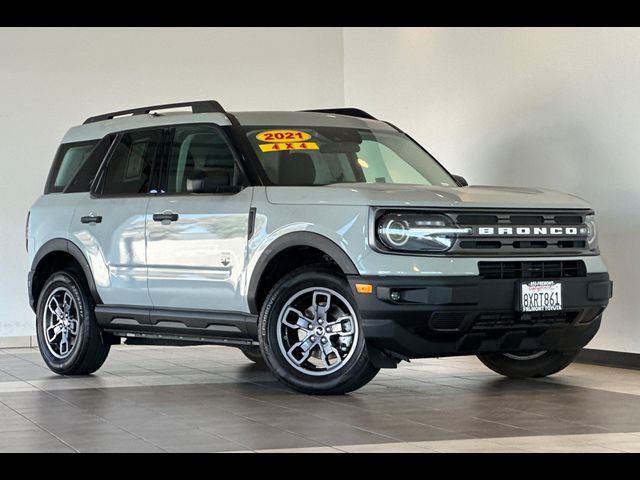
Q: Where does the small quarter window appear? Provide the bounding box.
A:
[46,141,97,193]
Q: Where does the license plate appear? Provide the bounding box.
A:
[519,281,562,312]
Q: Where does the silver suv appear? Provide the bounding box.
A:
[27,101,613,394]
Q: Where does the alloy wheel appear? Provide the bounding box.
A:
[276,287,359,376]
[42,287,80,359]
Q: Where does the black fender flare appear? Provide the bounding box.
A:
[246,231,359,314]
[30,238,103,310]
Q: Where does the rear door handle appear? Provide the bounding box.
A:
[153,212,179,222]
[81,215,102,224]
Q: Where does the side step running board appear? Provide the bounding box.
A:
[105,329,258,347]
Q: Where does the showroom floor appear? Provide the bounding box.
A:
[1,345,640,452]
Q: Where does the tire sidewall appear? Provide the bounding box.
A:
[36,271,94,374]
[259,269,367,392]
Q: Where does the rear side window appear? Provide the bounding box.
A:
[45,141,97,193]
[65,135,115,193]
[100,129,162,196]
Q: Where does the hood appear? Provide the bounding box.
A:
[265,183,592,210]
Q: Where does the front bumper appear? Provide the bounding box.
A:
[348,273,612,359]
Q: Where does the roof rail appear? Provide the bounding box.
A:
[301,108,378,120]
[83,100,227,124]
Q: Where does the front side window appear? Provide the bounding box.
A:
[46,141,97,193]
[101,130,162,195]
[245,126,455,187]
[163,125,236,194]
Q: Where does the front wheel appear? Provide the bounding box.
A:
[477,350,579,379]
[259,267,379,395]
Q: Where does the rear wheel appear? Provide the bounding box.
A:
[36,269,110,375]
[477,350,579,378]
[259,267,379,395]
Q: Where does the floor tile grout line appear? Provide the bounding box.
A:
[122,378,382,450]
[84,371,406,449]
[194,380,412,444]
[494,405,620,433]
[2,348,319,451]
[1,345,226,392]
[5,379,172,452]
[0,397,80,452]
[253,435,638,453]
[111,382,320,450]
[195,378,521,447]
[207,402,399,449]
[62,359,334,451]
[304,407,466,441]
[112,346,267,386]
[37,385,250,452]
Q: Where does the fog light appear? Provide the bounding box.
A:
[390,291,401,301]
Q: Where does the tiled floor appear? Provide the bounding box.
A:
[1,344,640,452]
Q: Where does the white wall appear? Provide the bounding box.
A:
[345,27,640,353]
[0,27,344,337]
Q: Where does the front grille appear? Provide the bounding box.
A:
[447,210,592,256]
[478,260,587,280]
[473,311,578,329]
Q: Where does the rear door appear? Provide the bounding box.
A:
[146,124,253,312]
[69,128,164,306]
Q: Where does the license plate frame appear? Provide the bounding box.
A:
[518,280,563,312]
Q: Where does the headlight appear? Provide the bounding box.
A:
[584,214,598,249]
[376,212,471,252]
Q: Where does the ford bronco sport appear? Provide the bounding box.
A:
[27,100,613,394]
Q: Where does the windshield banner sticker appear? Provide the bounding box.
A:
[258,142,319,153]
[257,130,312,142]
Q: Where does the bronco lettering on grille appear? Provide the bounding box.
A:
[476,227,580,236]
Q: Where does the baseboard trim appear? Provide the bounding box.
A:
[576,348,640,370]
[0,336,37,349]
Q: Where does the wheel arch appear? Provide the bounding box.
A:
[247,232,359,314]
[29,238,102,312]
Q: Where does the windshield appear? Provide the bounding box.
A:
[245,126,456,187]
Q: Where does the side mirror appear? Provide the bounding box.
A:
[452,174,468,187]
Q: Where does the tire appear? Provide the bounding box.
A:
[259,266,379,395]
[36,269,110,375]
[477,350,579,379]
[240,345,266,365]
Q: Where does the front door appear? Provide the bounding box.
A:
[69,128,164,306]
[146,124,253,312]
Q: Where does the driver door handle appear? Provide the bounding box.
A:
[81,215,102,224]
[153,212,179,222]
